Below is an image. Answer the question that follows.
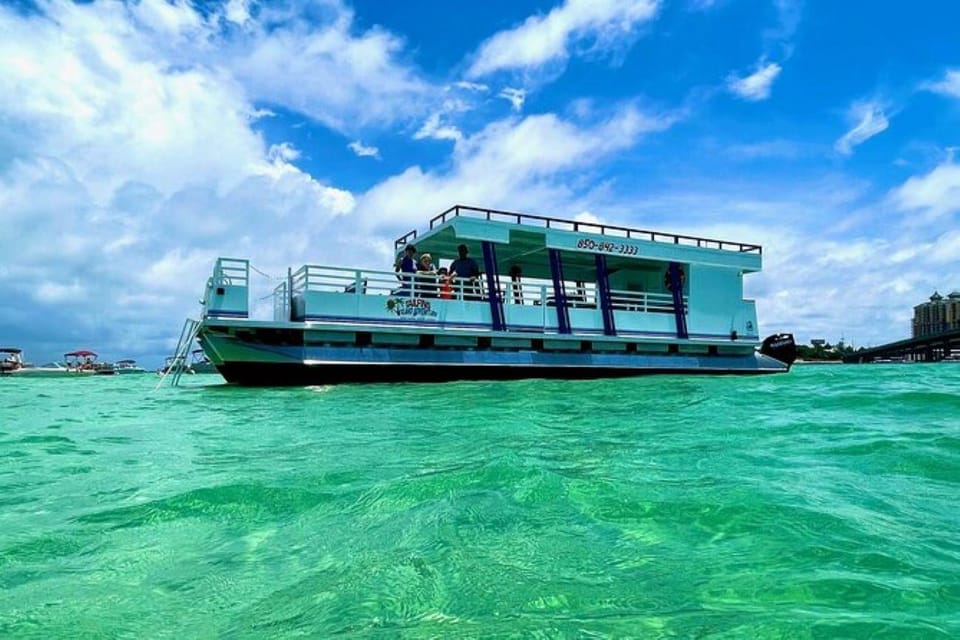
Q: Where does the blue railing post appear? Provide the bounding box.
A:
[548,249,571,334]
[595,254,616,336]
[287,267,294,321]
[667,262,688,339]
[481,241,505,331]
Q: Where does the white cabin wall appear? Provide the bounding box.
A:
[204,281,249,318]
[687,265,758,339]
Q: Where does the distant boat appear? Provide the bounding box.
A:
[63,350,115,375]
[0,347,24,375]
[114,359,147,374]
[12,362,74,377]
[1,348,115,377]
[190,349,218,374]
[157,348,220,376]
[157,355,185,376]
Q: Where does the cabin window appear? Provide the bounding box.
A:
[355,332,372,347]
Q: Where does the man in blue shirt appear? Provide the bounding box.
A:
[449,244,481,300]
[397,244,418,296]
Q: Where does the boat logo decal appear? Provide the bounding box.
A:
[386,298,438,318]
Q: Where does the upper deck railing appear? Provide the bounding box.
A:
[394,205,762,254]
[274,263,683,322]
[214,258,250,287]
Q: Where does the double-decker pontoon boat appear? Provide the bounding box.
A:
[189,205,796,385]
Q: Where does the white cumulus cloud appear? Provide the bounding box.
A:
[0,1,358,362]
[348,140,381,159]
[891,160,960,219]
[414,113,464,142]
[499,87,527,111]
[467,0,660,77]
[361,103,676,229]
[834,100,889,156]
[924,69,960,99]
[727,60,782,101]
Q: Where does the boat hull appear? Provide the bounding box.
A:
[216,359,786,386]
[198,326,790,386]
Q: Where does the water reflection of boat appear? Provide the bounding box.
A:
[114,359,147,374]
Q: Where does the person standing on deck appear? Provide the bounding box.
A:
[396,245,418,296]
[509,264,523,305]
[417,253,437,297]
[449,244,481,300]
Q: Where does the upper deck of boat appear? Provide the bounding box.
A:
[395,205,762,259]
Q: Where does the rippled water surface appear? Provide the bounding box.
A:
[1,365,959,638]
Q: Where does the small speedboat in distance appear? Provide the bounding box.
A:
[2,349,105,378]
[190,349,218,374]
[157,355,193,376]
[64,350,115,375]
[12,362,73,377]
[0,348,24,375]
[114,359,147,374]
[0,349,72,378]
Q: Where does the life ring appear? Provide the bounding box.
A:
[664,265,686,291]
[214,274,232,287]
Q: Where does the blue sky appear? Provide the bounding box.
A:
[1,0,960,365]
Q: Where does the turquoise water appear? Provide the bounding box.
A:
[1,365,958,638]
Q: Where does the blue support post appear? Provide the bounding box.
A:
[481,241,505,331]
[594,254,616,336]
[667,261,688,339]
[548,249,571,334]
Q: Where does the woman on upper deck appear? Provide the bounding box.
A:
[417,253,437,297]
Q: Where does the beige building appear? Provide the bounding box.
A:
[913,290,960,337]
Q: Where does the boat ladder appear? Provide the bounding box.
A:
[156,318,201,389]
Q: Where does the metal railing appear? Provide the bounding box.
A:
[394,205,762,254]
[283,264,686,314]
[273,280,289,321]
[214,258,250,287]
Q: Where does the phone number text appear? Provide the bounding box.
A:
[576,238,639,255]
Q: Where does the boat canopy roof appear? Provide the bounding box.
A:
[394,205,763,280]
[116,359,136,364]
[0,347,22,353]
[65,350,98,358]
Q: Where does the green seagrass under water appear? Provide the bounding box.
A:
[1,365,958,638]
